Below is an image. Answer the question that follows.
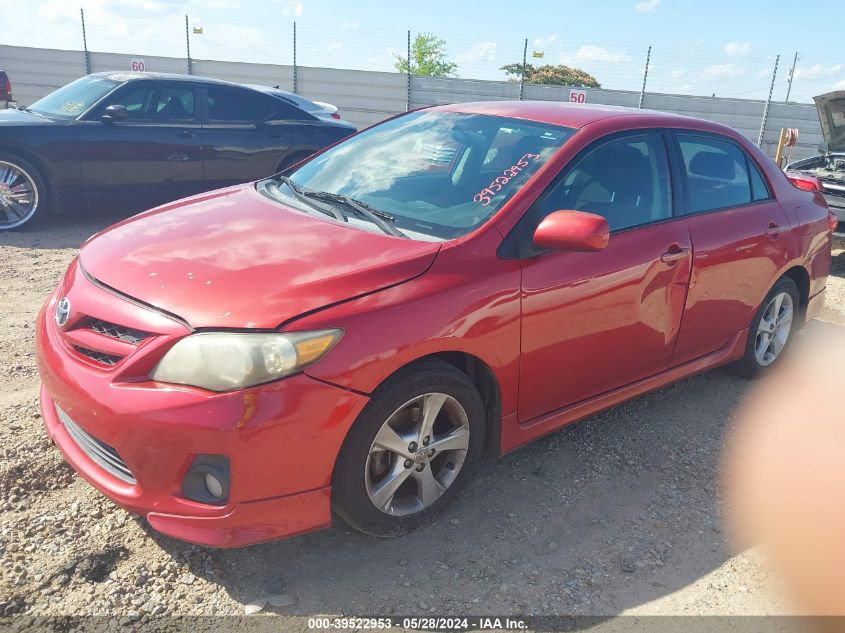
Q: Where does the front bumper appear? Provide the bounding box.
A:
[36,280,369,547]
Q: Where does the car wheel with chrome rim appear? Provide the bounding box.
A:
[332,359,485,536]
[0,152,48,230]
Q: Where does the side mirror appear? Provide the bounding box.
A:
[533,210,609,252]
[101,104,128,123]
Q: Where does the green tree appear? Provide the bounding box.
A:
[394,32,458,77]
[501,62,601,88]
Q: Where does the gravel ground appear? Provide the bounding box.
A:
[1,212,843,623]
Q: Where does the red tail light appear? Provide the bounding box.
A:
[331,112,341,120]
[828,210,839,233]
[785,171,822,192]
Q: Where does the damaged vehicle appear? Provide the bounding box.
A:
[787,91,845,222]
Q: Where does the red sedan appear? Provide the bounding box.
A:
[36,101,833,547]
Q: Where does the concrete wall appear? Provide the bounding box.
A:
[1,44,824,160]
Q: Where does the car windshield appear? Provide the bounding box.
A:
[29,76,120,119]
[262,111,574,240]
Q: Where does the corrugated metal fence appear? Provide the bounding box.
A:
[1,44,824,161]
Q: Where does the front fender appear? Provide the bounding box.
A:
[287,235,522,416]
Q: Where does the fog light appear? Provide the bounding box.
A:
[181,455,230,506]
[204,472,224,499]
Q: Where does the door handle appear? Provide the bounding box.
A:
[179,129,195,138]
[765,221,787,237]
[660,247,689,263]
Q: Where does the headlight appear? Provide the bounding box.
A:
[150,329,342,392]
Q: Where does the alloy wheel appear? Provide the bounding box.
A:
[754,291,794,367]
[365,392,470,516]
[0,161,39,229]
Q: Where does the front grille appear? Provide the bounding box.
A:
[87,318,150,344]
[56,405,136,484]
[73,346,123,366]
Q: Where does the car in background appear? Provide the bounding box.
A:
[36,101,833,547]
[787,91,845,222]
[0,70,14,109]
[246,84,346,122]
[0,72,356,230]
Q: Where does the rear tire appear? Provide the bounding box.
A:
[0,152,49,230]
[331,360,485,537]
[731,277,799,379]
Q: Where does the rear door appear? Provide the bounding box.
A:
[200,85,302,189]
[668,131,793,365]
[78,80,203,211]
[516,130,693,422]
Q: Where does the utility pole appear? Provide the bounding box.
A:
[405,30,411,111]
[519,37,528,101]
[638,45,652,109]
[185,15,192,75]
[293,22,298,94]
[758,54,779,148]
[784,51,799,103]
[80,8,91,75]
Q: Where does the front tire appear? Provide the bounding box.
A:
[331,360,485,537]
[0,152,48,230]
[732,277,799,379]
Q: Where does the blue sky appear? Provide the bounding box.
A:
[1,0,842,102]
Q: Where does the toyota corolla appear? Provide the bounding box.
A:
[36,101,833,547]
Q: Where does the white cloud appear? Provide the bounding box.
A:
[533,34,558,48]
[573,45,631,64]
[834,78,845,90]
[282,1,303,16]
[724,42,751,57]
[634,0,660,12]
[794,63,842,79]
[670,69,686,80]
[457,41,497,65]
[703,63,745,78]
[327,41,342,53]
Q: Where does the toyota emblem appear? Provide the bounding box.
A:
[55,297,71,328]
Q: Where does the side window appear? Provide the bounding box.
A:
[206,88,274,123]
[152,88,194,121]
[535,133,672,232]
[677,134,752,213]
[748,158,771,201]
[110,87,153,119]
[108,86,194,122]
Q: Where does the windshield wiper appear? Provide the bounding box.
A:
[294,189,408,239]
[276,176,345,222]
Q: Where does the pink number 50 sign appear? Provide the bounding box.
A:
[569,89,587,103]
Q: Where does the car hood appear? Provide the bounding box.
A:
[814,91,845,151]
[0,108,65,127]
[79,185,441,329]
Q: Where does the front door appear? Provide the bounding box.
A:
[78,81,203,212]
[517,131,692,422]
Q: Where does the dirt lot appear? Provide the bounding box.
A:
[1,212,844,622]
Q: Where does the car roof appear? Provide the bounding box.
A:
[90,71,242,88]
[433,100,713,131]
